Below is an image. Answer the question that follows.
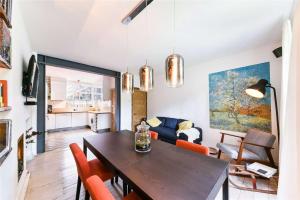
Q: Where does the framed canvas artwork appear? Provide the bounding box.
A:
[209,62,271,133]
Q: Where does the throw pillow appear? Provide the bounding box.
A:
[147,117,161,127]
[178,120,193,131]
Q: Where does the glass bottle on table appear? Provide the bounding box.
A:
[135,121,151,153]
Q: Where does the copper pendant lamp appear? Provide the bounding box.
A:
[139,62,153,91]
[139,0,154,92]
[165,0,184,88]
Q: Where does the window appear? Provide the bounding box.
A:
[66,81,103,105]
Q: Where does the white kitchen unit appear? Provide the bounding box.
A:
[72,113,88,127]
[46,114,56,130]
[55,113,72,129]
[97,113,111,130]
[50,77,67,100]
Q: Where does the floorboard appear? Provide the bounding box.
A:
[25,129,277,200]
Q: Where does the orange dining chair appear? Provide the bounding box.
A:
[70,143,115,200]
[150,131,158,140]
[176,139,209,156]
[86,175,141,200]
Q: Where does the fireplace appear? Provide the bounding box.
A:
[17,134,24,180]
[0,119,12,166]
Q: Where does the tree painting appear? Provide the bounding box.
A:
[209,62,271,132]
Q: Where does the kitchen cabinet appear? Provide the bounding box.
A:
[97,113,111,130]
[46,114,56,130]
[55,113,72,129]
[72,113,88,127]
[50,77,67,100]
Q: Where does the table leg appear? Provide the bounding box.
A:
[123,181,128,197]
[223,177,229,200]
[83,141,87,156]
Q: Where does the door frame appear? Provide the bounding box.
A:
[36,54,121,153]
[131,87,147,131]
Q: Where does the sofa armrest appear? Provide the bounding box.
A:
[194,127,203,142]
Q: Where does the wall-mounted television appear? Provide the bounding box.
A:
[22,55,39,105]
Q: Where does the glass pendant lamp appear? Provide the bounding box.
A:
[165,0,184,87]
[139,0,154,92]
[139,61,153,91]
[122,70,134,93]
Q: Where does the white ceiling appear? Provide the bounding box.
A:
[20,0,294,73]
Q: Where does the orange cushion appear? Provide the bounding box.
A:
[86,175,115,200]
[150,131,158,140]
[176,140,209,156]
[123,192,142,200]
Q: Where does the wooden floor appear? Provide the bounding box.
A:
[25,129,277,200]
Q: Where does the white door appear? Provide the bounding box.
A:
[46,114,56,130]
[55,113,72,129]
[72,113,88,127]
[97,113,111,130]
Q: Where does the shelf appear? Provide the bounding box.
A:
[0,6,11,28]
[0,56,11,69]
[0,106,11,112]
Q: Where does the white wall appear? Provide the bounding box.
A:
[148,43,282,162]
[0,1,33,199]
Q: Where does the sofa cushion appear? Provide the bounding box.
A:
[149,127,177,141]
[147,117,161,127]
[164,117,178,129]
[157,117,166,127]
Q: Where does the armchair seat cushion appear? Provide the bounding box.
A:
[217,143,261,160]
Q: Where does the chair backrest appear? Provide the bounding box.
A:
[69,143,90,184]
[244,129,276,160]
[86,175,115,200]
[150,131,158,140]
[176,140,209,156]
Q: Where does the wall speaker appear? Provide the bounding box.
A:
[273,47,282,58]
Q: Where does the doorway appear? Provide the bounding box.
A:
[36,55,121,153]
[131,88,147,131]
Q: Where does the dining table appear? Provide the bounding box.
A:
[83,130,229,200]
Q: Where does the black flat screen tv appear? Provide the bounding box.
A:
[22,55,39,98]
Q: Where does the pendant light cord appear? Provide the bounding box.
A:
[146,0,149,66]
[173,0,176,54]
[126,22,129,72]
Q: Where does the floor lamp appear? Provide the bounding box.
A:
[245,79,280,145]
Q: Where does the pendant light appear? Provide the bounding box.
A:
[165,0,184,88]
[139,60,153,91]
[122,70,134,93]
[139,0,154,92]
[122,13,134,93]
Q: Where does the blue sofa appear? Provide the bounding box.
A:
[148,117,203,145]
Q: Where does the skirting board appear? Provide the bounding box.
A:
[16,169,30,200]
[47,125,89,133]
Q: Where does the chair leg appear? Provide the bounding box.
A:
[76,176,81,200]
[123,181,128,197]
[218,150,222,159]
[110,177,114,185]
[85,190,90,200]
[265,148,276,168]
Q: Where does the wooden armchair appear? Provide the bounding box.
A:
[217,129,276,167]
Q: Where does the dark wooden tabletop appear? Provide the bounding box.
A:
[83,131,229,200]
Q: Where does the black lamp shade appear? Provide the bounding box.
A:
[245,79,269,99]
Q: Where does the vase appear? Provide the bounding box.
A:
[135,121,151,153]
